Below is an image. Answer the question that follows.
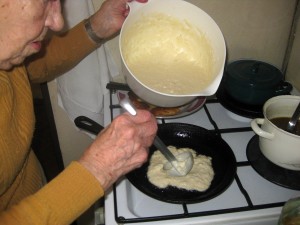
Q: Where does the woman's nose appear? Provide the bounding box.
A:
[45,2,64,32]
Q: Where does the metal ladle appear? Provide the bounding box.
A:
[286,101,300,134]
[119,98,194,177]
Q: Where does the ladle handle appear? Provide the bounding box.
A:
[119,98,137,116]
[119,98,177,162]
[286,102,300,133]
[153,136,177,162]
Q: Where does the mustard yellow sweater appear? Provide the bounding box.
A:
[0,21,104,225]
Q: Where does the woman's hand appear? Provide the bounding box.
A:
[89,0,148,41]
[78,109,157,190]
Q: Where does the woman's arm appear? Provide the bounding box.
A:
[0,109,157,225]
[0,162,104,225]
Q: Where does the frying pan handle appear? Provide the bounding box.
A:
[74,116,104,135]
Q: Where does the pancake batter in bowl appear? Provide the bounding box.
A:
[147,146,214,192]
[121,13,214,95]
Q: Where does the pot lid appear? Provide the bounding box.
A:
[226,60,283,88]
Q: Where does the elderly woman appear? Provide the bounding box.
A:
[0,0,157,224]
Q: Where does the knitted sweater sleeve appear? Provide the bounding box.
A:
[26,20,98,83]
[0,162,104,225]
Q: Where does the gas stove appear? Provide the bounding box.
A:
[102,82,300,225]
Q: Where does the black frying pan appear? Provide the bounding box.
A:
[127,123,236,204]
[74,117,236,204]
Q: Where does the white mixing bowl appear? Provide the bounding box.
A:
[119,0,226,107]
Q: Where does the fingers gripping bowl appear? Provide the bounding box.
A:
[120,0,226,107]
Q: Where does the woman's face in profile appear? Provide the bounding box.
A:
[0,0,64,70]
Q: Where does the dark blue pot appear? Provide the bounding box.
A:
[224,60,293,105]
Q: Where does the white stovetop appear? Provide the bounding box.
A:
[103,92,300,225]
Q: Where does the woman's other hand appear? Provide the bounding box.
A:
[88,0,147,41]
[78,109,157,190]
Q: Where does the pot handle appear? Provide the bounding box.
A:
[275,81,293,95]
[251,118,274,139]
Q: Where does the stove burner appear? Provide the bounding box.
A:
[216,83,263,118]
[246,135,300,190]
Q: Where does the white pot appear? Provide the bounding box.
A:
[251,95,300,171]
[119,0,226,107]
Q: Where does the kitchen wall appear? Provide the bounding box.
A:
[48,0,299,168]
[286,2,300,92]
